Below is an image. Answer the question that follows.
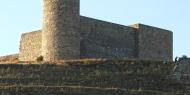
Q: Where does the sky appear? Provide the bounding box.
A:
[0,0,189,58]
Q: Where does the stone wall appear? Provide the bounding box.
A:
[19,31,42,61]
[19,16,138,61]
[19,19,173,61]
[80,16,138,59]
[131,24,173,61]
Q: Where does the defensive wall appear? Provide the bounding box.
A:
[19,16,173,61]
[80,16,138,59]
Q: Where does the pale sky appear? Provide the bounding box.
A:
[0,0,190,58]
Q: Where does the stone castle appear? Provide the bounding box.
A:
[19,0,173,62]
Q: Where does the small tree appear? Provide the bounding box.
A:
[178,55,188,62]
[182,55,188,59]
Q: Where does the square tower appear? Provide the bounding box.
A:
[131,24,173,61]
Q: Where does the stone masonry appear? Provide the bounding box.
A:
[20,31,41,61]
[42,0,80,61]
[130,24,173,61]
[19,0,173,62]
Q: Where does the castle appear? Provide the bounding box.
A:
[19,0,173,62]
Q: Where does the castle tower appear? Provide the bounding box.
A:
[42,0,80,61]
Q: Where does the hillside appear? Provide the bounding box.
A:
[0,59,188,95]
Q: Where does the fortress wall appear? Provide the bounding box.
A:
[19,18,172,61]
[19,31,42,61]
[80,16,138,59]
[19,16,138,61]
[131,24,173,61]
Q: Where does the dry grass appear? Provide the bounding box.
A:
[0,54,19,64]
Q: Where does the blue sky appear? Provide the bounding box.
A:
[0,0,189,58]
